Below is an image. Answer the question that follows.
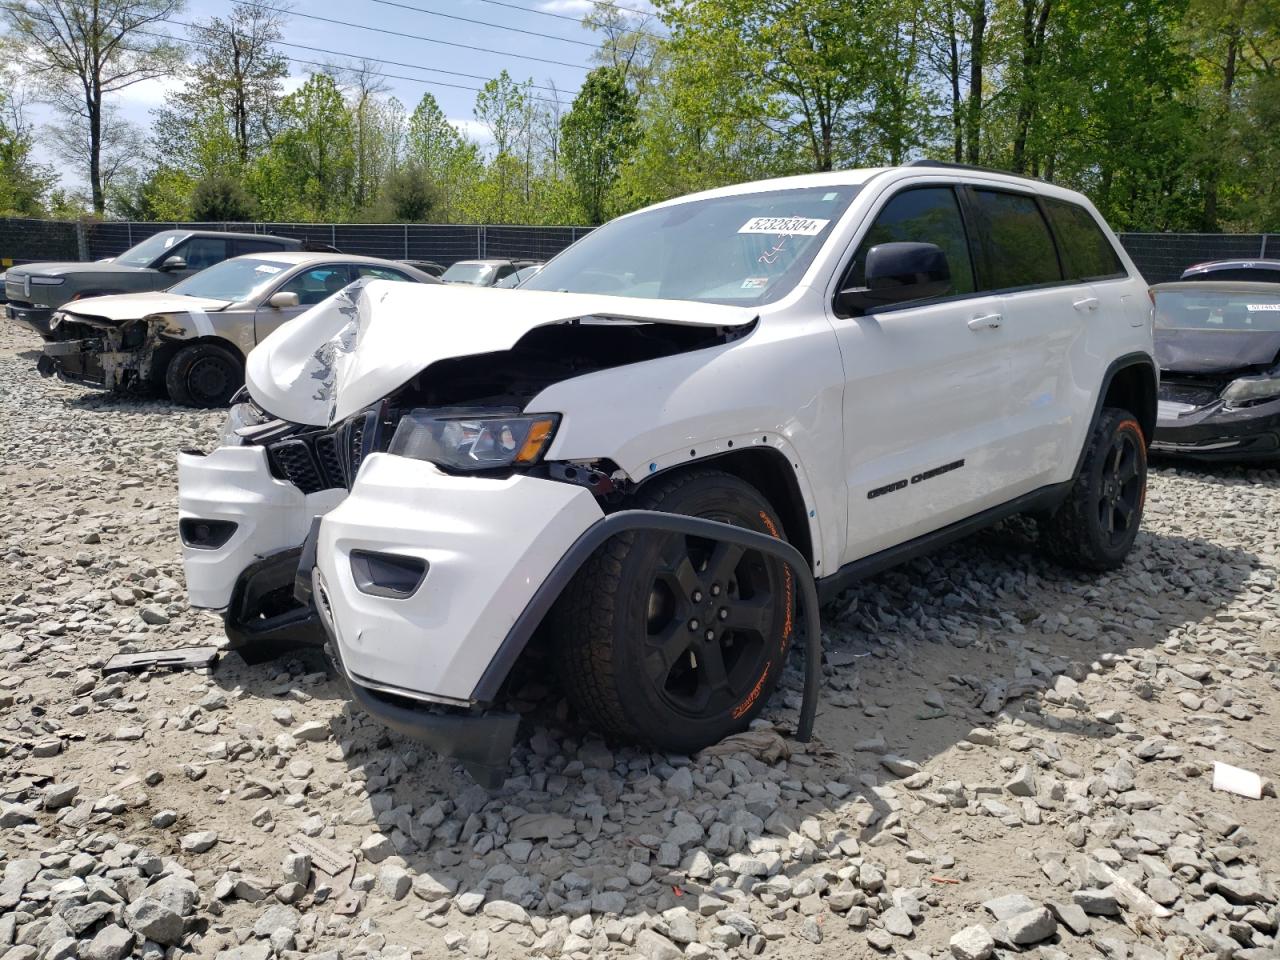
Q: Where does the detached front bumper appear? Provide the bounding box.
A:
[179,445,347,649]
[1152,396,1280,461]
[311,453,605,706]
[38,338,115,388]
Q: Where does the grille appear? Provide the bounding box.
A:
[1160,382,1220,408]
[265,409,381,494]
[313,433,345,488]
[268,439,325,494]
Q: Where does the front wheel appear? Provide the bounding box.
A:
[1039,407,1147,571]
[164,343,243,408]
[551,470,795,753]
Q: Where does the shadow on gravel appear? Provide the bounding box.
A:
[203,514,1261,925]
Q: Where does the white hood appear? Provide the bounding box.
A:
[61,291,230,322]
[245,279,757,426]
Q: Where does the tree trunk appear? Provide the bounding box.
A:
[965,0,986,165]
[89,93,103,215]
[1012,0,1052,174]
[233,41,248,167]
[1202,31,1239,231]
[950,28,963,162]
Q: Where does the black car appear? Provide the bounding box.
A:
[5,230,303,338]
[1180,259,1280,284]
[1151,280,1280,461]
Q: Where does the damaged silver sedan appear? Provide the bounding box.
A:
[37,253,438,407]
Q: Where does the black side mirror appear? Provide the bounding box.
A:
[837,242,951,315]
[160,255,187,272]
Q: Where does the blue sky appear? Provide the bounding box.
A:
[26,0,658,190]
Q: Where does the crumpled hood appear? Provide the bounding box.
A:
[246,279,757,426]
[60,291,230,322]
[1155,329,1280,375]
[12,261,150,278]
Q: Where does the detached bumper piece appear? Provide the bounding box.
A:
[222,547,327,663]
[1152,396,1280,462]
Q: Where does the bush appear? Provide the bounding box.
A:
[190,174,256,221]
[379,164,439,222]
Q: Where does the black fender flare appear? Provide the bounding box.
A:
[468,509,823,742]
[1072,351,1158,480]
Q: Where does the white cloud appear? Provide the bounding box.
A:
[449,118,491,144]
[104,74,185,108]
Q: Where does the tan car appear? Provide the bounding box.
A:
[38,252,438,407]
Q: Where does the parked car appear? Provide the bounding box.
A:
[178,164,1156,781]
[440,258,540,287]
[1180,259,1280,284]
[493,263,544,288]
[1151,279,1280,460]
[5,229,304,338]
[401,259,446,278]
[38,253,438,407]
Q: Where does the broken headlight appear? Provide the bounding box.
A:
[388,410,559,471]
[1221,375,1280,409]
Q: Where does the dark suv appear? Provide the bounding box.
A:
[5,229,302,337]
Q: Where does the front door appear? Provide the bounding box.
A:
[254,264,354,343]
[830,185,1015,561]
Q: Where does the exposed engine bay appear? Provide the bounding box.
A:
[237,318,748,495]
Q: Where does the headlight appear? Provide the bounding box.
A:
[388,411,559,471]
[1221,375,1280,408]
[30,276,65,286]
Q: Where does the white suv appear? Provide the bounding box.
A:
[179,163,1156,781]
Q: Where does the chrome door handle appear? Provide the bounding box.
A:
[967,313,1002,330]
[1073,296,1099,312]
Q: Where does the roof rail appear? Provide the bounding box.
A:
[906,158,1046,183]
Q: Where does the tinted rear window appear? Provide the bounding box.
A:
[969,189,1062,290]
[1044,199,1125,281]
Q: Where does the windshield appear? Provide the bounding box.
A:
[168,257,291,302]
[115,230,188,268]
[1155,285,1280,333]
[522,185,860,304]
[442,262,495,285]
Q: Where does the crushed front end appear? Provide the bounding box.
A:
[37,311,159,390]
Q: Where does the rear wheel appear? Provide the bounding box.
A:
[1039,407,1146,571]
[551,470,795,753]
[165,343,243,407]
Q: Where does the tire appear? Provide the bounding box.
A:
[1039,407,1147,571]
[164,343,243,407]
[550,469,796,752]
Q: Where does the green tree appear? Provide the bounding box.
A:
[251,73,356,220]
[152,3,287,177]
[1,0,185,214]
[376,163,440,221]
[0,70,54,215]
[405,93,480,221]
[561,67,639,223]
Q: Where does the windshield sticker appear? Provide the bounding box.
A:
[822,192,839,201]
[254,264,283,274]
[738,216,830,236]
[1247,304,1280,311]
[164,236,177,248]
[741,277,770,289]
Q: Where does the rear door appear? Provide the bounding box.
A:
[961,187,1078,492]
[830,184,1013,559]
[253,264,355,343]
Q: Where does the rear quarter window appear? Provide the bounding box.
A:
[968,189,1062,290]
[1043,199,1125,281]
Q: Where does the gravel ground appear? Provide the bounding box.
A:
[0,317,1277,960]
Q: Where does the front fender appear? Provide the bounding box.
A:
[526,314,845,577]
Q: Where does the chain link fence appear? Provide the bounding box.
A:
[1,216,1276,285]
